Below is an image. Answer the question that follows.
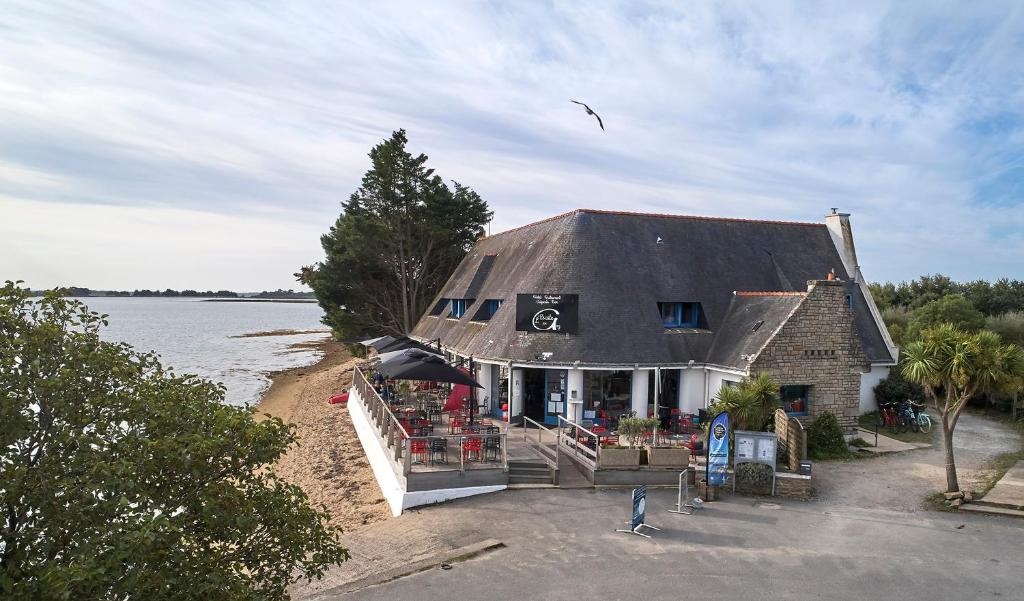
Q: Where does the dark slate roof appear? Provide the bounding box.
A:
[411,209,895,365]
[705,293,805,367]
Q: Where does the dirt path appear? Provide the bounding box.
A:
[814,411,1022,512]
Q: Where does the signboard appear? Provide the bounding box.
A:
[515,294,579,333]
[733,430,779,495]
[706,412,730,486]
[733,430,778,472]
[630,485,647,531]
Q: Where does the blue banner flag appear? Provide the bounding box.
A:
[707,411,730,486]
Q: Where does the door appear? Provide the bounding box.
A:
[544,369,568,425]
[523,369,546,423]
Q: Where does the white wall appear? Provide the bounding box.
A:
[859,365,891,414]
[679,368,705,413]
[706,369,742,405]
[631,368,650,416]
[567,368,584,422]
[476,363,492,414]
[510,368,523,419]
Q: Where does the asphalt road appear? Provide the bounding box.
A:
[342,487,1023,601]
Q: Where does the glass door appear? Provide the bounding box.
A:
[544,369,567,425]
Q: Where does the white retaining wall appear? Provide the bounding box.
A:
[347,387,506,516]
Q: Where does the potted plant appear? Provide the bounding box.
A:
[646,432,691,468]
[599,416,655,467]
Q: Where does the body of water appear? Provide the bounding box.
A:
[80,297,330,406]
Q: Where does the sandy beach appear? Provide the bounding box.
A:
[256,339,390,533]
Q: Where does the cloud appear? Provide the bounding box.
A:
[1,1,1022,288]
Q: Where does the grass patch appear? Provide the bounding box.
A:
[850,437,871,448]
[858,411,936,444]
[976,449,1024,498]
[923,492,959,512]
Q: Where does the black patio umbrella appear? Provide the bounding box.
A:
[340,333,378,344]
[376,336,439,354]
[364,335,398,350]
[378,350,482,388]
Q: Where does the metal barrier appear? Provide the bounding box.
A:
[352,366,508,476]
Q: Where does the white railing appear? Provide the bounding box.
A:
[352,366,508,476]
[520,416,560,470]
[557,415,599,470]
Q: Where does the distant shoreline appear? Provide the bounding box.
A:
[202,299,317,304]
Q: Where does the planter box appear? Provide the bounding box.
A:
[598,448,642,467]
[645,446,691,467]
[697,478,720,502]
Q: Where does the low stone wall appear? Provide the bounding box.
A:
[732,470,813,500]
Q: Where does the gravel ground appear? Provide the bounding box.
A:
[814,410,1022,511]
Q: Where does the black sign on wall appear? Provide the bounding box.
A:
[515,294,579,333]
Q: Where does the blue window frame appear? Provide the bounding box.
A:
[484,299,503,319]
[658,302,700,328]
[450,299,468,318]
[781,385,810,416]
[430,298,450,316]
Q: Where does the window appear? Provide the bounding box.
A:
[658,302,700,328]
[449,298,473,319]
[583,370,633,420]
[472,298,504,321]
[780,385,810,416]
[430,298,450,316]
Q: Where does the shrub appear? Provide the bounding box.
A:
[616,416,659,449]
[807,411,851,460]
[873,369,925,407]
[735,462,774,493]
[986,311,1024,346]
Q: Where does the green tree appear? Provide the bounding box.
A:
[0,283,347,600]
[906,294,985,340]
[901,324,1024,492]
[302,130,492,338]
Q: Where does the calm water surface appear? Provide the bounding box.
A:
[82,297,329,406]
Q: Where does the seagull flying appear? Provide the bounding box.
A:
[570,99,604,130]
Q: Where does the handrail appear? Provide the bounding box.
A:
[520,416,560,469]
[557,415,600,465]
[352,366,508,475]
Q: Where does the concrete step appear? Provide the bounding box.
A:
[509,474,555,484]
[508,466,551,475]
[508,461,549,470]
[972,499,1024,511]
[959,503,1024,518]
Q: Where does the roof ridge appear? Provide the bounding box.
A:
[488,208,824,239]
[734,291,807,297]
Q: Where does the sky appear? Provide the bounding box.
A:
[2,1,1023,291]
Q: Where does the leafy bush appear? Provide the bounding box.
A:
[986,311,1024,346]
[873,369,925,407]
[0,283,348,599]
[906,294,985,340]
[807,411,851,460]
[735,462,774,493]
[616,416,659,449]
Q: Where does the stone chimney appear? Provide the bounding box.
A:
[824,209,858,277]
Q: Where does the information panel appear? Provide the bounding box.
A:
[515,294,579,333]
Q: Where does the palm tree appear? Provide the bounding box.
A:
[709,374,780,431]
[901,324,1024,493]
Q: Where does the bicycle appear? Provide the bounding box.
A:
[896,400,917,433]
[879,402,902,433]
[909,400,932,433]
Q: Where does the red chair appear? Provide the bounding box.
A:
[410,438,429,463]
[462,436,483,461]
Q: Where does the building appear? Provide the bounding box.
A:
[412,209,898,431]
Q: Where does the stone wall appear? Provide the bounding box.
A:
[751,280,868,431]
